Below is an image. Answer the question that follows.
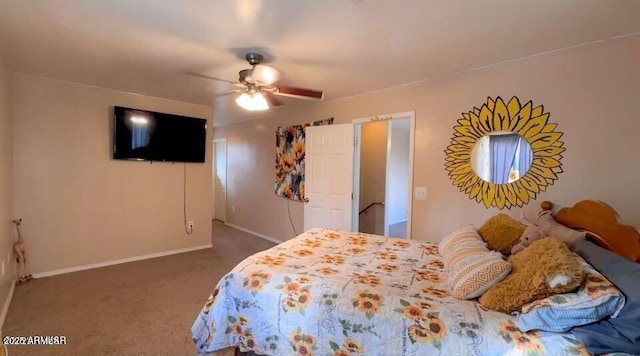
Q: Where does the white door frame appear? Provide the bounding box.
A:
[384,121,392,236]
[352,111,415,238]
[213,138,227,223]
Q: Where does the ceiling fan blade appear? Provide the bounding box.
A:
[214,90,242,98]
[272,85,324,101]
[264,92,284,107]
[185,71,240,85]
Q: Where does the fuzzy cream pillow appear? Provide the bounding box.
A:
[478,237,585,313]
[478,214,526,255]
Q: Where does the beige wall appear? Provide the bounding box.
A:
[12,74,213,275]
[214,35,640,242]
[359,121,387,235]
[0,55,14,319]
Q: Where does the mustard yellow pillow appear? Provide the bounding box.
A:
[479,237,585,313]
[477,214,526,255]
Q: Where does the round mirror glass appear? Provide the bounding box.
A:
[470,131,533,184]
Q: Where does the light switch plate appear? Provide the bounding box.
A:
[415,187,427,200]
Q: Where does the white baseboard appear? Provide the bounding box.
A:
[224,223,283,245]
[32,244,213,279]
[0,281,15,336]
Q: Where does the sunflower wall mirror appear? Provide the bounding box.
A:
[445,96,565,209]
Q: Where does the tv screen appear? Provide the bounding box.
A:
[113,106,207,163]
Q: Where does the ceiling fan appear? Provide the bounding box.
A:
[207,53,324,111]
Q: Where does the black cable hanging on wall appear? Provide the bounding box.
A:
[286,198,298,237]
[184,162,193,235]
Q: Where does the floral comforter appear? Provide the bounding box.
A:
[192,229,588,355]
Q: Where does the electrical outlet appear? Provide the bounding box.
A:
[232,205,236,212]
[188,221,194,230]
[415,187,427,200]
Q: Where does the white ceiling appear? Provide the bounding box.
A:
[0,0,638,126]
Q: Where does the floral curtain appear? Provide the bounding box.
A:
[275,118,334,201]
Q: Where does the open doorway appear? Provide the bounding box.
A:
[213,138,227,223]
[352,112,414,238]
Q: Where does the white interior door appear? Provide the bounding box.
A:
[304,124,354,232]
[214,139,227,222]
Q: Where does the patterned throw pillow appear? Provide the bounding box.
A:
[438,225,485,258]
[444,246,488,271]
[447,247,512,300]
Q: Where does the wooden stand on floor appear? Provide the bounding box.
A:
[12,219,33,285]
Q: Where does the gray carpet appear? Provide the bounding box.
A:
[3,220,275,356]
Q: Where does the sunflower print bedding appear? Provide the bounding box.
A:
[192,229,589,355]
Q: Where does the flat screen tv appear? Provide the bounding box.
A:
[113,106,207,163]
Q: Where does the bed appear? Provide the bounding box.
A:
[192,200,640,355]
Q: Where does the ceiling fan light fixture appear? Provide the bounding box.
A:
[251,64,279,85]
[235,92,269,111]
